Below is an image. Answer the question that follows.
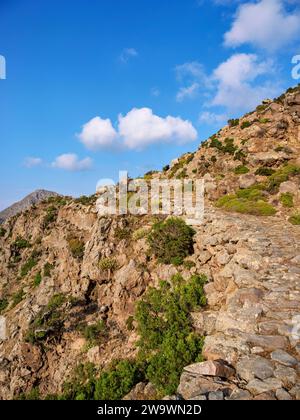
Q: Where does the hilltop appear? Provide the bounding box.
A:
[0,86,300,401]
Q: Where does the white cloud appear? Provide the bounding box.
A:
[224,0,300,51]
[119,48,138,63]
[79,109,198,151]
[118,108,197,150]
[52,154,92,172]
[175,61,207,82]
[176,83,200,102]
[24,157,43,168]
[211,53,279,111]
[199,111,228,125]
[78,116,118,151]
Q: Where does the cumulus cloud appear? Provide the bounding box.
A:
[119,48,138,63]
[176,83,200,102]
[224,0,300,51]
[211,53,279,111]
[24,157,43,168]
[78,108,198,151]
[118,108,198,150]
[78,116,118,151]
[199,111,228,126]
[52,154,93,172]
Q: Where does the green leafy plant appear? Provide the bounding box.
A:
[163,165,170,172]
[280,193,294,208]
[99,258,118,273]
[20,250,40,277]
[228,119,239,128]
[0,227,6,237]
[0,298,9,314]
[148,218,195,266]
[33,272,42,287]
[68,237,85,259]
[234,165,250,175]
[44,262,54,277]
[12,237,31,251]
[241,121,252,129]
[132,228,149,241]
[289,213,300,225]
[43,206,58,228]
[80,320,107,346]
[135,274,207,395]
[266,164,300,193]
[12,289,25,308]
[216,195,276,216]
[75,195,97,206]
[255,167,275,177]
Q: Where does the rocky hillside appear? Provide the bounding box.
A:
[0,86,300,401]
[0,190,58,224]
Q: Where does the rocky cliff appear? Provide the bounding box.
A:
[0,86,300,400]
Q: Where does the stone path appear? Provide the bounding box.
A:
[184,207,300,400]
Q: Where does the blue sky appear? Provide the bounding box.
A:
[0,0,300,209]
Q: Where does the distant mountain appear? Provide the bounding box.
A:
[0,189,59,223]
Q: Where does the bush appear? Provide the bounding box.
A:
[13,237,31,250]
[228,119,239,128]
[209,136,223,150]
[266,164,300,193]
[234,165,250,175]
[135,274,207,395]
[75,195,97,206]
[234,150,247,162]
[132,228,149,241]
[216,196,276,216]
[280,193,294,208]
[222,138,238,155]
[12,289,25,308]
[81,321,107,345]
[20,252,39,277]
[33,272,42,287]
[289,213,300,225]
[163,165,170,172]
[44,262,54,277]
[255,167,275,177]
[241,121,252,129]
[99,258,118,273]
[68,237,85,259]
[148,218,195,266]
[0,298,8,314]
[126,316,135,332]
[0,227,6,237]
[43,206,58,228]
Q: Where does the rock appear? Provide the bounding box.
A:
[247,378,282,396]
[208,391,224,400]
[183,360,235,379]
[236,356,274,382]
[245,334,289,351]
[289,385,300,400]
[198,251,212,265]
[276,388,292,400]
[279,181,299,195]
[274,366,297,388]
[239,175,257,190]
[253,392,276,400]
[271,350,298,367]
[124,382,157,400]
[227,388,252,400]
[215,250,231,266]
[177,372,232,400]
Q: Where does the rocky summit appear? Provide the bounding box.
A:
[1,86,300,401]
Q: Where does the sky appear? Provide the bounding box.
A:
[0,0,300,209]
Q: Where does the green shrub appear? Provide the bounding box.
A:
[280,193,294,208]
[259,118,270,124]
[33,272,42,287]
[126,316,135,332]
[267,164,300,193]
[94,360,143,401]
[44,262,54,277]
[12,289,25,308]
[236,185,266,201]
[132,228,149,241]
[0,298,8,314]
[209,136,223,150]
[47,294,66,311]
[43,206,58,228]
[183,260,196,270]
[135,274,207,395]
[163,165,170,172]
[255,167,275,176]
[222,138,238,155]
[0,227,6,237]
[17,387,40,400]
[20,253,39,277]
[241,121,252,129]
[114,227,132,240]
[99,258,118,273]
[68,237,85,259]
[234,149,247,161]
[13,237,31,250]
[216,196,276,216]
[148,218,195,266]
[234,165,250,175]
[75,195,97,206]
[228,119,239,128]
[81,321,107,345]
[289,213,300,225]
[256,104,268,113]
